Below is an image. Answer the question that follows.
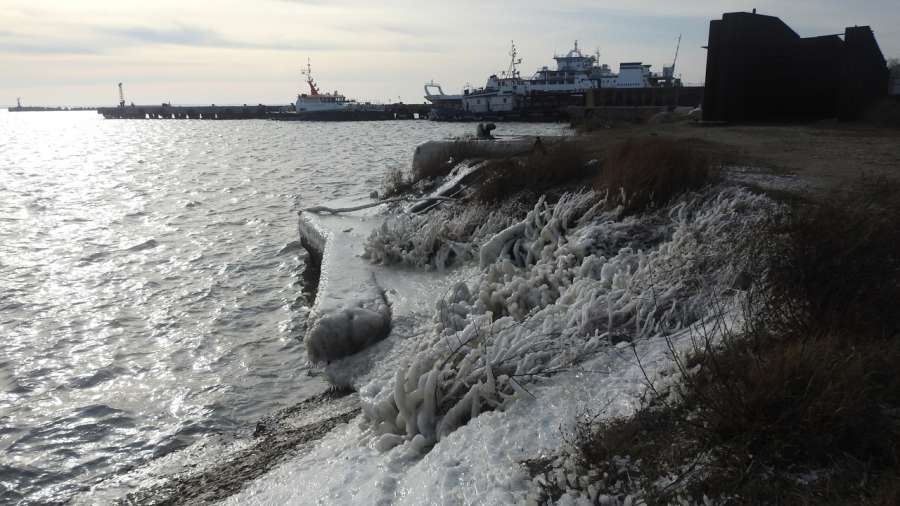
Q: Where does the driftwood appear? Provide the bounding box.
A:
[304,196,457,215]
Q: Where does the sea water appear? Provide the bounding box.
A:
[0,110,568,504]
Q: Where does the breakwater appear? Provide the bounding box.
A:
[96,103,430,120]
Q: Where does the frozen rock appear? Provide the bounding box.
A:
[300,211,392,365]
[411,137,543,176]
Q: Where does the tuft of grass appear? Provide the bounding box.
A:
[473,142,594,203]
[594,137,715,214]
[381,167,413,199]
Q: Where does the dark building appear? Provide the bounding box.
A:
[702,11,889,122]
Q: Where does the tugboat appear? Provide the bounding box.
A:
[294,59,352,112]
[269,60,393,121]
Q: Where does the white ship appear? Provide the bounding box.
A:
[425,40,681,119]
[294,60,353,112]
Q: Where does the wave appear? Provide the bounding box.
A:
[125,239,159,252]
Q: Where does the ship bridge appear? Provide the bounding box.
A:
[553,41,596,72]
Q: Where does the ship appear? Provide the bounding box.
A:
[425,40,683,120]
[269,60,394,121]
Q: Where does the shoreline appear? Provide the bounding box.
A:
[82,122,900,504]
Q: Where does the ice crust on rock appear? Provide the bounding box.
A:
[411,137,536,177]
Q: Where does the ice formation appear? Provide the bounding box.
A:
[358,187,778,451]
[411,138,537,177]
[226,184,780,505]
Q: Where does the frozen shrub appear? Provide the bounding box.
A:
[381,167,413,198]
[360,186,778,453]
[363,204,516,270]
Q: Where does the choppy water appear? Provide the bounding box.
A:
[0,111,568,504]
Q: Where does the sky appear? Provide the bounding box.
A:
[1,0,898,107]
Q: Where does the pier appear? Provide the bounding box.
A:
[96,103,430,120]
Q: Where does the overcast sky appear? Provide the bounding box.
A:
[2,0,898,107]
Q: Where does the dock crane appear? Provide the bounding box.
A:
[672,34,682,70]
[118,82,125,108]
[662,35,682,86]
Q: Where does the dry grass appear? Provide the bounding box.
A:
[549,176,900,504]
[861,98,900,128]
[472,141,594,203]
[763,175,900,339]
[593,137,716,214]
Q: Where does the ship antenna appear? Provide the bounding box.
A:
[302,58,320,96]
[507,40,522,78]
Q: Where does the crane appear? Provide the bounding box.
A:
[671,34,682,70]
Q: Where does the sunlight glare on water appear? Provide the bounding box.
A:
[0,109,569,504]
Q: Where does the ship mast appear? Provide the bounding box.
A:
[301,58,320,96]
[506,40,522,78]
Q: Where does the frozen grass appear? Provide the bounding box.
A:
[360,186,778,454]
[363,203,521,270]
[538,175,900,505]
[381,167,414,199]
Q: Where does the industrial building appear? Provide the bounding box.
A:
[702,11,889,122]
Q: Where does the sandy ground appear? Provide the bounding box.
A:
[577,122,900,195]
[93,390,360,506]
